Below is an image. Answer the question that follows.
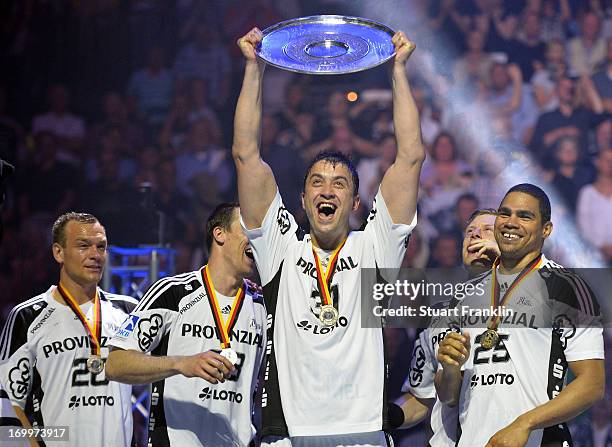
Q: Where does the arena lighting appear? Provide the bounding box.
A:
[347,91,358,102]
[359,0,604,267]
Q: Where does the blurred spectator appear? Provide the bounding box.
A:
[481,61,538,144]
[530,74,606,165]
[568,11,607,76]
[539,0,572,42]
[82,146,140,245]
[174,118,232,198]
[187,78,221,132]
[412,84,442,147]
[88,91,145,155]
[454,193,480,233]
[0,86,24,164]
[133,146,161,187]
[508,10,546,81]
[17,131,79,217]
[174,23,230,108]
[260,114,304,214]
[595,120,612,153]
[427,233,462,268]
[570,392,612,447]
[592,39,612,113]
[158,93,193,152]
[31,84,85,165]
[357,133,397,209]
[454,29,493,89]
[549,136,595,211]
[531,39,567,112]
[86,124,137,182]
[576,148,612,264]
[401,227,429,269]
[153,158,191,245]
[276,80,308,131]
[127,46,173,128]
[421,131,472,195]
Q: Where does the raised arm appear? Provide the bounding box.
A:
[232,28,278,229]
[380,32,426,224]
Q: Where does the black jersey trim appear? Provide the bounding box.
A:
[100,291,139,314]
[148,331,171,447]
[260,263,290,437]
[25,366,45,446]
[541,329,572,446]
[0,296,48,360]
[137,272,198,311]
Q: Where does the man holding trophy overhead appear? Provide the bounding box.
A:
[233,18,424,446]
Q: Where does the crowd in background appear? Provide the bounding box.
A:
[0,0,611,445]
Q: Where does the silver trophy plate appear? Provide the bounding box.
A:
[256,15,396,75]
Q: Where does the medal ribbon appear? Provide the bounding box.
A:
[312,239,346,308]
[57,284,102,356]
[488,254,543,330]
[201,265,245,349]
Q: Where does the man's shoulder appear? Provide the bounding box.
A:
[100,291,139,315]
[137,271,203,312]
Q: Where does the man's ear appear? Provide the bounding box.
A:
[542,221,553,240]
[352,193,360,212]
[301,191,306,211]
[212,226,226,247]
[52,243,64,264]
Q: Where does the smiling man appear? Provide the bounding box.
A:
[0,212,137,446]
[436,184,605,447]
[232,27,424,446]
[106,203,266,447]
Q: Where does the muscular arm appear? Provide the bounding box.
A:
[105,347,234,385]
[232,28,278,229]
[486,359,605,447]
[380,32,426,225]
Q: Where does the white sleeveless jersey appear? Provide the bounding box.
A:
[402,326,458,447]
[453,255,604,447]
[0,287,137,447]
[242,189,416,437]
[110,269,266,447]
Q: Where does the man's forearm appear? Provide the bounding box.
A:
[232,61,264,164]
[435,368,462,406]
[105,349,182,385]
[396,392,433,428]
[13,406,39,447]
[515,360,604,431]
[392,64,424,164]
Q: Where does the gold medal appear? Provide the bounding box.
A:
[480,328,499,350]
[319,305,339,326]
[87,355,105,374]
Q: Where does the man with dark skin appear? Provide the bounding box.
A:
[436,184,605,447]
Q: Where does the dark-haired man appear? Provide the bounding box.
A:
[436,184,605,447]
[233,27,424,445]
[106,203,266,447]
[398,208,500,446]
[0,212,137,446]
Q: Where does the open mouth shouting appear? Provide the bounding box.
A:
[316,202,338,221]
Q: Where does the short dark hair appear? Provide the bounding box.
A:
[205,202,239,251]
[52,212,100,247]
[466,208,498,226]
[303,151,359,196]
[503,183,551,224]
